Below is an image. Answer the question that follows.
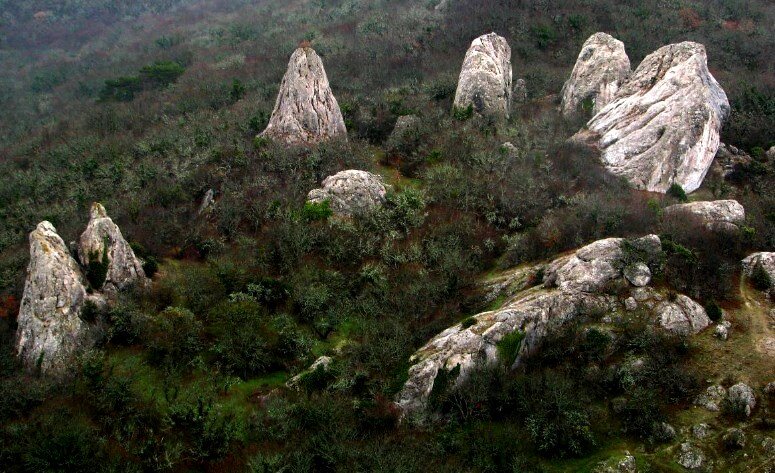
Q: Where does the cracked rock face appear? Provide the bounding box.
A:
[575,42,729,193]
[307,170,388,217]
[15,222,95,375]
[656,294,710,335]
[260,47,346,145]
[560,33,630,116]
[396,235,665,416]
[664,200,745,233]
[78,203,147,294]
[453,33,512,119]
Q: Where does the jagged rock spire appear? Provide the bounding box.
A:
[260,46,347,145]
[453,33,512,120]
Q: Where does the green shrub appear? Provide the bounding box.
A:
[99,76,142,102]
[144,306,203,372]
[667,183,688,202]
[453,104,474,121]
[85,243,109,290]
[750,261,772,290]
[302,200,333,221]
[705,300,723,322]
[461,317,477,329]
[497,331,525,367]
[139,60,185,86]
[209,299,275,378]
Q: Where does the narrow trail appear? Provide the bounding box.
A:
[739,275,775,359]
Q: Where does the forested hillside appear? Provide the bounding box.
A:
[0,1,773,471]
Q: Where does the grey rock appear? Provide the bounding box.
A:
[767,146,775,161]
[664,200,745,233]
[198,189,215,215]
[15,222,101,375]
[727,382,756,417]
[764,381,775,396]
[714,323,729,340]
[624,297,637,311]
[261,47,346,145]
[723,428,746,449]
[692,423,710,439]
[676,442,705,470]
[741,252,775,288]
[594,451,637,473]
[655,422,676,441]
[695,385,726,411]
[77,203,147,295]
[307,170,388,217]
[624,263,651,287]
[657,294,710,335]
[453,33,512,119]
[561,32,630,116]
[575,42,729,193]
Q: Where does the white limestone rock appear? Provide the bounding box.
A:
[77,203,147,294]
[624,262,651,287]
[260,47,347,145]
[453,33,512,120]
[727,382,756,417]
[656,294,710,335]
[695,385,726,411]
[575,42,730,193]
[664,200,745,233]
[15,222,100,375]
[560,33,631,116]
[307,170,388,217]
[676,442,705,470]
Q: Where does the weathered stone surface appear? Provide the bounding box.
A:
[768,146,775,161]
[710,143,753,180]
[513,78,527,104]
[398,235,661,416]
[198,189,215,215]
[657,294,710,335]
[260,47,346,145]
[624,262,651,287]
[692,423,710,439]
[727,382,756,417]
[307,170,388,217]
[676,442,705,470]
[78,203,147,294]
[560,33,630,116]
[575,42,729,193]
[715,321,731,340]
[741,252,775,287]
[594,451,637,473]
[15,222,98,375]
[664,200,745,233]
[624,297,637,311]
[453,33,512,119]
[695,385,726,411]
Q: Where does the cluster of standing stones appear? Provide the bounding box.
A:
[15,33,772,427]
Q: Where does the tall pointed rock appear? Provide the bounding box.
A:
[77,203,147,294]
[560,32,630,116]
[16,222,93,375]
[574,42,729,193]
[260,46,347,145]
[453,33,512,120]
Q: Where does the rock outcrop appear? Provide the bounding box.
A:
[727,382,756,417]
[664,199,745,233]
[387,115,421,152]
[15,222,98,375]
[656,294,710,335]
[260,47,346,145]
[395,235,687,416]
[741,252,775,288]
[78,203,147,294]
[574,41,729,193]
[560,33,630,116]
[307,170,388,217]
[453,33,512,120]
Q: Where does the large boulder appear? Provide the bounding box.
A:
[453,33,512,120]
[656,294,710,335]
[15,222,100,375]
[560,32,631,116]
[664,200,745,233]
[575,42,729,193]
[77,203,147,294]
[397,235,664,416]
[307,170,388,217]
[260,46,347,145]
